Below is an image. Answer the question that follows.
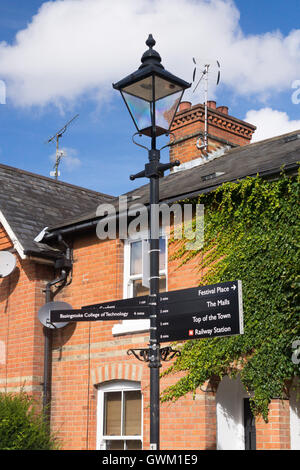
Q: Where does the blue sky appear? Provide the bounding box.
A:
[0,0,299,197]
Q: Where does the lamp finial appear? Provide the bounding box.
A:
[146,34,156,49]
[140,34,163,69]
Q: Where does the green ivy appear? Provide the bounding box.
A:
[161,171,300,421]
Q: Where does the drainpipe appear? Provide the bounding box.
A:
[42,234,73,426]
[42,268,69,425]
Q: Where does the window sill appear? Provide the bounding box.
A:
[112,319,150,336]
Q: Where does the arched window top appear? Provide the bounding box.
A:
[98,380,141,392]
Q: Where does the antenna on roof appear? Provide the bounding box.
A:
[192,58,221,153]
[46,114,79,180]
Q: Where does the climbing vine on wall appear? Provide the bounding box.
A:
[161,171,300,421]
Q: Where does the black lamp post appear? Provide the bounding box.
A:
[113,34,190,450]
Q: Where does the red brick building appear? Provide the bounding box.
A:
[0,102,299,450]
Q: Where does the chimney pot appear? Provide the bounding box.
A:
[207,100,216,109]
[178,101,192,112]
[217,106,229,115]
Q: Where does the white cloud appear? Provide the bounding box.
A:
[245,108,300,142]
[0,0,299,108]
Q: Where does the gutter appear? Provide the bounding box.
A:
[38,162,299,244]
[42,218,101,244]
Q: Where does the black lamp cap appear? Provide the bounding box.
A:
[139,34,164,69]
[112,35,191,93]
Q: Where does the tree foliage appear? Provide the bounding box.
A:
[0,392,59,450]
[162,172,300,420]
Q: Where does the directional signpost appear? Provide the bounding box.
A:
[50,281,243,342]
[50,280,243,452]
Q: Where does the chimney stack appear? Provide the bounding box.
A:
[170,102,256,167]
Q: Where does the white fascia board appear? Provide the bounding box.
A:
[0,210,26,259]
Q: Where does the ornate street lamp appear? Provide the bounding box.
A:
[113,34,190,451]
[113,34,190,139]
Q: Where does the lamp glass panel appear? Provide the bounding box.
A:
[155,90,183,131]
[123,76,153,101]
[154,76,183,101]
[122,92,152,132]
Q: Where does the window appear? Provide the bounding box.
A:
[97,381,143,450]
[112,234,167,335]
[128,237,167,297]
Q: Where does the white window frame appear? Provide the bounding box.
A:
[96,380,143,450]
[112,230,168,335]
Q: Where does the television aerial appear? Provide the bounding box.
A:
[0,251,17,278]
[192,58,221,153]
[46,114,79,180]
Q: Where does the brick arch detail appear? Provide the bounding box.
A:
[91,363,144,386]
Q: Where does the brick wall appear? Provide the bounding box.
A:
[0,253,52,403]
[256,400,291,450]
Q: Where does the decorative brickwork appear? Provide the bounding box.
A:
[170,101,256,166]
